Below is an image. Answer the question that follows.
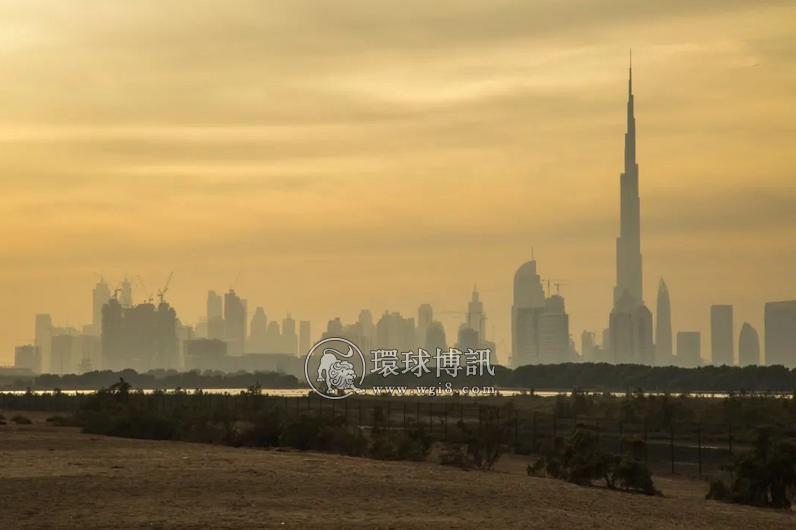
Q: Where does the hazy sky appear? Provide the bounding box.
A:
[1,0,795,365]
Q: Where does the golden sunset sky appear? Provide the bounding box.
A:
[1,0,795,365]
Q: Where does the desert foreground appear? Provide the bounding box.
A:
[0,414,792,530]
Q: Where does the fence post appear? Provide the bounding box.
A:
[670,422,675,475]
[514,410,518,451]
[643,419,649,464]
[697,423,703,478]
[553,412,557,439]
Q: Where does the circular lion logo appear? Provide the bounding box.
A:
[304,337,366,400]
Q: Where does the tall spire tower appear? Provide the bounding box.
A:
[614,53,643,307]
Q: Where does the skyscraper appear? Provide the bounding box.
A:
[224,289,247,356]
[655,279,672,365]
[467,288,485,342]
[417,304,433,349]
[248,307,267,352]
[119,277,133,307]
[676,331,701,368]
[90,278,111,336]
[710,305,734,366]
[614,57,643,308]
[282,314,298,356]
[35,314,52,374]
[511,255,569,366]
[764,300,796,368]
[299,320,311,357]
[738,322,760,367]
[581,331,595,362]
[207,291,224,340]
[608,58,653,366]
[511,253,546,368]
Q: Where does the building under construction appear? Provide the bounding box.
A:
[101,298,179,372]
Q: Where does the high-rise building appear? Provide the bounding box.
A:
[102,298,179,371]
[425,321,447,355]
[265,321,282,353]
[282,314,298,356]
[89,278,111,336]
[581,331,595,362]
[375,311,415,353]
[417,304,433,349]
[467,288,486,343]
[299,320,311,357]
[224,289,247,356]
[710,305,734,366]
[614,59,643,308]
[511,254,546,368]
[248,307,267,352]
[738,322,760,367]
[35,314,52,374]
[185,338,228,372]
[358,310,376,342]
[120,277,133,307]
[676,331,702,368]
[610,292,653,365]
[764,300,796,368]
[537,295,570,364]
[608,59,654,366]
[14,345,40,373]
[207,291,224,340]
[655,279,672,366]
[511,256,569,366]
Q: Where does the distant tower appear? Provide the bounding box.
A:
[207,291,225,340]
[614,55,643,307]
[655,279,672,365]
[676,331,701,368]
[764,300,796,368]
[224,289,247,356]
[738,323,760,367]
[34,314,53,374]
[248,307,267,352]
[120,278,133,307]
[91,278,111,336]
[511,253,546,368]
[282,314,298,356]
[581,331,595,362]
[467,287,486,342]
[608,57,653,366]
[710,305,734,366]
[299,320,311,357]
[417,304,433,349]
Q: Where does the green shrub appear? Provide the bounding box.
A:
[706,427,796,509]
[537,427,658,495]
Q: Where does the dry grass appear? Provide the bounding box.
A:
[0,412,792,530]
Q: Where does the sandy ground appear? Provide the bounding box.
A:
[0,413,792,530]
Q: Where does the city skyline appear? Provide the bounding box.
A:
[1,1,796,365]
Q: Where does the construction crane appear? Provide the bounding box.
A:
[157,271,174,305]
[553,282,569,295]
[543,278,569,297]
[135,275,153,304]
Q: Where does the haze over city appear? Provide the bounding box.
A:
[2,0,796,367]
